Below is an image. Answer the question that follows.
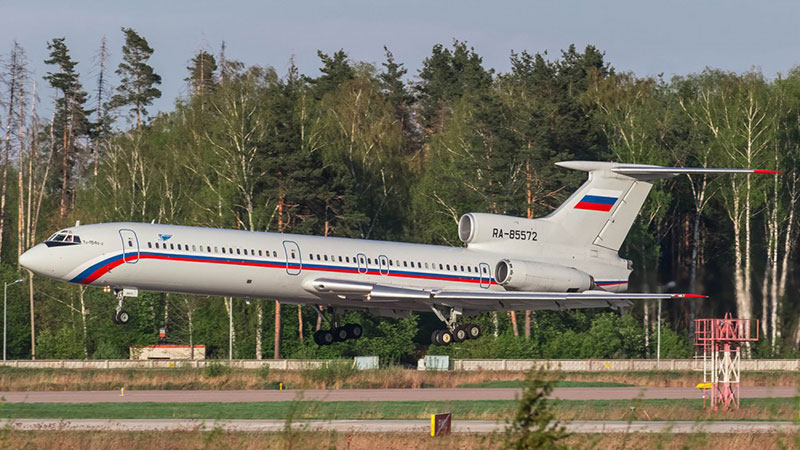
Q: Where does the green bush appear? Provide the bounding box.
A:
[36,327,86,359]
[301,361,356,387]
[204,361,232,377]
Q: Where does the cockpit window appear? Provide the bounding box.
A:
[45,230,81,246]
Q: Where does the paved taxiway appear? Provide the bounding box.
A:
[0,386,795,403]
[1,418,797,433]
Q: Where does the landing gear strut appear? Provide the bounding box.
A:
[430,305,481,346]
[311,306,363,346]
[111,289,131,325]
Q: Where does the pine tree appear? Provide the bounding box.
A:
[110,27,162,127]
[44,37,91,218]
[186,50,217,96]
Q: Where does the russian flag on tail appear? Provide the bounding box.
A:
[574,189,621,212]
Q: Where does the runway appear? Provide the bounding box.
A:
[1,418,797,434]
[0,386,795,403]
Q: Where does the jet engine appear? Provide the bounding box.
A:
[495,259,594,292]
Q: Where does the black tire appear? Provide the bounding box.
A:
[313,330,325,346]
[345,323,363,340]
[431,330,442,345]
[116,310,130,325]
[453,326,467,343]
[466,323,481,339]
[111,311,119,324]
[332,327,348,342]
[439,330,453,345]
[317,330,334,346]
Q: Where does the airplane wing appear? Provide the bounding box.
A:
[304,278,703,313]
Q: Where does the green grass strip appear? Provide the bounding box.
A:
[0,398,793,421]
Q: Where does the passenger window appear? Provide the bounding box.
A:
[214,246,218,253]
[170,243,174,250]
[237,249,241,255]
[368,258,372,264]
[446,264,450,270]
[148,242,152,248]
[338,256,342,262]
[324,255,328,261]
[403,261,408,267]
[291,252,296,258]
[177,244,182,250]
[483,267,487,273]
[425,263,429,269]
[309,254,314,260]
[389,260,393,266]
[273,251,277,257]
[467,266,471,272]
[461,265,464,272]
[222,248,226,254]
[154,242,159,249]
[229,248,233,254]
[258,250,262,256]
[439,264,443,270]
[207,246,211,252]
[346,256,350,263]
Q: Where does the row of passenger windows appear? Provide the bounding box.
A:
[147,241,279,258]
[143,241,489,275]
[307,253,488,274]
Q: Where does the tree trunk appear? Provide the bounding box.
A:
[255,301,263,359]
[510,312,519,337]
[298,306,304,343]
[273,301,281,359]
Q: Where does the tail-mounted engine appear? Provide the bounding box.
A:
[495,259,594,292]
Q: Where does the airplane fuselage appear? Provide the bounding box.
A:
[20,222,631,313]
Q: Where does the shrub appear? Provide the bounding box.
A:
[204,361,232,377]
[301,361,356,388]
[502,368,567,449]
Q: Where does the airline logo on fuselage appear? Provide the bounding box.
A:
[158,234,173,241]
[574,189,621,212]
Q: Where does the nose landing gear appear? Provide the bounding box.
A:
[111,288,134,325]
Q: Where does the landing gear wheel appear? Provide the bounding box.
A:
[465,323,481,339]
[431,330,442,345]
[314,330,334,346]
[439,330,453,345]
[115,310,130,325]
[345,324,363,340]
[453,326,468,343]
[332,327,349,342]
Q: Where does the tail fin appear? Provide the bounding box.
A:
[542,161,774,252]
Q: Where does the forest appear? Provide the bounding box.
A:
[0,28,797,363]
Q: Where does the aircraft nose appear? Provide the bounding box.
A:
[19,244,49,275]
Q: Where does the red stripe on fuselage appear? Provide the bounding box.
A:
[78,253,496,286]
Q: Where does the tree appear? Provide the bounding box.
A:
[110,27,162,128]
[186,50,217,98]
[502,369,567,450]
[416,40,494,132]
[44,37,91,220]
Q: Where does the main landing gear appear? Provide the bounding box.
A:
[311,306,363,346]
[111,288,131,325]
[430,305,481,346]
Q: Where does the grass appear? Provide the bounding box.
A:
[0,430,797,450]
[0,397,797,421]
[458,380,634,388]
[0,366,795,391]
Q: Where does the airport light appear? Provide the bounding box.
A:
[4,278,24,361]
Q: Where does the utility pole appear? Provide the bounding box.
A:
[4,278,24,360]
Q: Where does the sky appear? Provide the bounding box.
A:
[2,0,800,118]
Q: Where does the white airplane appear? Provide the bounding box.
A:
[19,161,772,346]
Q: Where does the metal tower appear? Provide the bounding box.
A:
[694,313,759,410]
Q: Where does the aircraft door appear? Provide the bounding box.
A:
[283,241,302,275]
[119,229,140,264]
[356,253,368,275]
[378,255,390,276]
[479,262,491,289]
